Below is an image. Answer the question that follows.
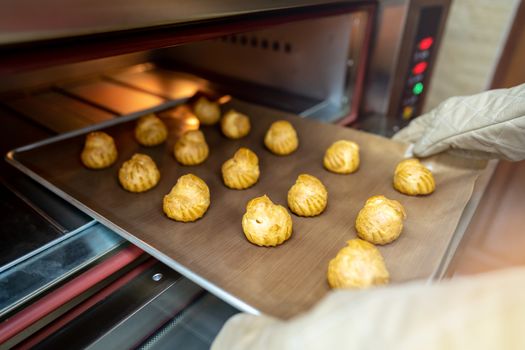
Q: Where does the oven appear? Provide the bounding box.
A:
[0,1,451,348]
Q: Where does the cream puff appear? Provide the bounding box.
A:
[355,195,406,245]
[221,109,251,139]
[193,97,221,125]
[118,153,160,192]
[134,114,168,146]
[163,174,211,222]
[222,147,260,190]
[264,120,299,155]
[287,174,328,217]
[242,195,293,247]
[323,140,360,174]
[174,130,209,165]
[81,131,118,169]
[393,158,435,196]
[327,239,389,289]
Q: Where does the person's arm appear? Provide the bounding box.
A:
[393,83,525,161]
[212,267,525,350]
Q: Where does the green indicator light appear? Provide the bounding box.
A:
[413,82,424,95]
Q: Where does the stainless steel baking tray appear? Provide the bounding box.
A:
[6,98,485,318]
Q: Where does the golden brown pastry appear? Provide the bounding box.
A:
[287,174,328,217]
[220,109,251,139]
[221,148,260,190]
[393,158,436,196]
[118,153,160,193]
[134,114,168,146]
[242,195,293,247]
[323,140,360,174]
[81,131,118,169]
[193,97,221,125]
[327,239,389,289]
[264,120,299,155]
[174,130,209,165]
[163,174,211,222]
[355,195,406,245]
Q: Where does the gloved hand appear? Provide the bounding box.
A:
[392,83,525,161]
[212,267,525,350]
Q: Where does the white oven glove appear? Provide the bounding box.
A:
[212,267,525,350]
[392,83,525,161]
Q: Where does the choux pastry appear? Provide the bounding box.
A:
[355,195,406,245]
[174,130,209,165]
[118,153,160,193]
[221,109,251,139]
[264,120,299,155]
[134,114,168,146]
[323,140,360,174]
[163,174,211,222]
[393,158,435,196]
[221,147,260,190]
[81,131,118,169]
[193,97,221,125]
[327,239,389,289]
[287,174,328,217]
[242,195,293,247]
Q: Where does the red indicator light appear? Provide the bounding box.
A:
[412,61,428,75]
[419,37,434,50]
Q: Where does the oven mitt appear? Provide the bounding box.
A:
[392,83,525,161]
[212,266,525,350]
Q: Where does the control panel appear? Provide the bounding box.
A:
[399,6,443,121]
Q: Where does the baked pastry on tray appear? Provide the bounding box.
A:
[118,153,160,193]
[327,239,389,289]
[163,174,211,222]
[222,147,260,190]
[355,195,406,245]
[264,120,299,155]
[323,140,360,174]
[242,195,293,247]
[193,97,221,125]
[393,158,435,196]
[134,114,168,146]
[221,109,251,139]
[287,174,328,217]
[174,130,209,165]
[81,131,118,169]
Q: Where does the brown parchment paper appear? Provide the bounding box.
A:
[11,99,486,319]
